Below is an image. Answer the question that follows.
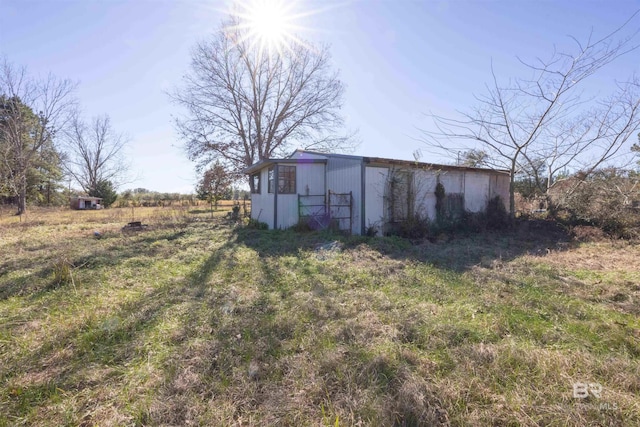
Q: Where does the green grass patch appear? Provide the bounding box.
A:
[0,207,638,425]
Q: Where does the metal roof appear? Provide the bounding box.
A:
[243,150,509,175]
[242,157,327,174]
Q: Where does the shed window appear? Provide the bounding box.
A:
[268,165,296,194]
[278,166,296,194]
[251,173,261,194]
[268,167,275,193]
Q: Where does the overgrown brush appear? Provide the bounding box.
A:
[552,169,640,240]
[52,257,72,285]
[246,218,268,229]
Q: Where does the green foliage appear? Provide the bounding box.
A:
[196,162,233,211]
[290,219,314,233]
[1,210,640,425]
[0,96,65,207]
[230,204,241,220]
[513,176,546,199]
[365,222,378,237]
[390,195,508,238]
[89,179,117,207]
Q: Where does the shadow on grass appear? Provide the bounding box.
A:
[233,219,573,273]
[0,234,240,424]
[0,233,279,425]
[0,227,194,301]
[0,219,583,425]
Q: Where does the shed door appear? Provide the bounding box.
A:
[388,170,412,223]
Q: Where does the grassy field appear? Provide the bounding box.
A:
[1,207,639,426]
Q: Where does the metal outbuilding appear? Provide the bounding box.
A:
[70,196,103,210]
[244,150,510,235]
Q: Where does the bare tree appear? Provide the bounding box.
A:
[419,14,640,218]
[523,78,640,196]
[170,18,355,188]
[63,114,130,194]
[196,161,233,214]
[0,58,76,214]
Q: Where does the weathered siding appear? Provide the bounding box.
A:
[413,168,439,220]
[296,163,326,196]
[464,172,491,212]
[250,151,511,232]
[489,174,511,211]
[277,163,325,229]
[438,171,464,194]
[276,194,298,229]
[364,166,388,234]
[250,167,274,227]
[326,157,362,234]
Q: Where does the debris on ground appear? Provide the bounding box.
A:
[122,221,148,231]
[314,240,343,260]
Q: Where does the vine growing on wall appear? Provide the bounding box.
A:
[435,181,446,223]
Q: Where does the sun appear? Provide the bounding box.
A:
[228,0,308,55]
[245,0,290,47]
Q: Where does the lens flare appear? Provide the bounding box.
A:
[228,0,310,56]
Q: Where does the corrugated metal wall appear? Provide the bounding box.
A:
[250,167,274,227]
[489,174,511,211]
[366,167,510,229]
[277,163,325,229]
[364,166,388,234]
[326,157,362,234]
[251,154,511,232]
[463,171,491,212]
[413,168,439,220]
[438,171,464,194]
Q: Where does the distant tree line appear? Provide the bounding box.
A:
[114,187,249,209]
[0,57,130,213]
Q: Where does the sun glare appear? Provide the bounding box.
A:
[229,0,308,56]
[248,1,289,45]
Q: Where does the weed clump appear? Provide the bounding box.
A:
[246,218,268,230]
[485,195,509,229]
[51,256,73,288]
[395,213,431,239]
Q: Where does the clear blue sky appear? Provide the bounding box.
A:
[1,0,639,193]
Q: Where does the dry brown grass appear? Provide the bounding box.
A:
[0,210,638,426]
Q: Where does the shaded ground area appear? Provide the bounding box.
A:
[0,208,638,426]
[235,218,573,271]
